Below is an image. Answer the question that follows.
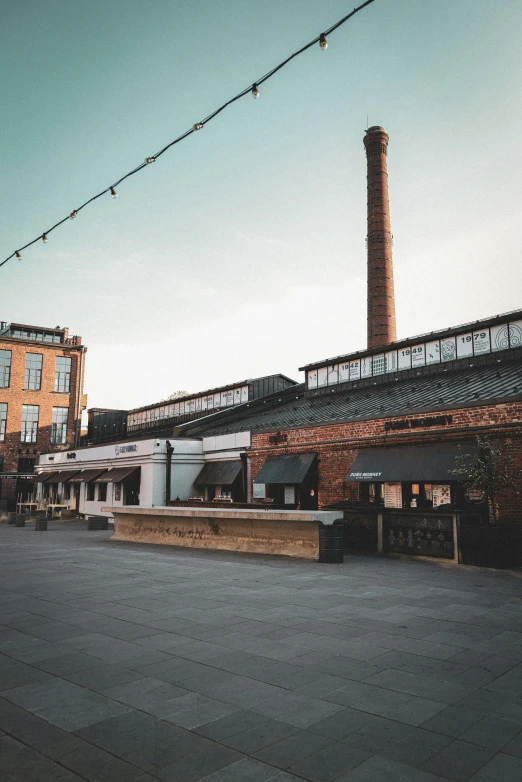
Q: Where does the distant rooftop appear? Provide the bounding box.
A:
[0,321,82,346]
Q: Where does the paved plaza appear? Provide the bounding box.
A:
[1,523,522,781]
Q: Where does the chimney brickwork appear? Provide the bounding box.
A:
[364,126,397,349]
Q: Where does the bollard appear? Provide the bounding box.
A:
[319,521,344,564]
[35,519,48,531]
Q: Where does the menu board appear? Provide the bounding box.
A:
[384,482,403,509]
[384,513,454,559]
[284,485,296,505]
[253,483,266,499]
[433,484,451,507]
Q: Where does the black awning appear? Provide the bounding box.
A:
[347,441,478,482]
[95,466,139,483]
[254,453,316,485]
[196,461,242,486]
[68,469,108,483]
[50,469,81,483]
[34,472,57,483]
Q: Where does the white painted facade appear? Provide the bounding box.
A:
[36,432,251,518]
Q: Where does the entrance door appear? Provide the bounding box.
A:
[74,484,80,514]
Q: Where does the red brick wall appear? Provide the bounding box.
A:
[250,401,522,522]
[0,337,85,472]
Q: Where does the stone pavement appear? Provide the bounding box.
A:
[1,523,522,782]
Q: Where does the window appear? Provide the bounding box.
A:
[51,407,68,445]
[114,482,121,501]
[86,482,95,501]
[0,350,11,388]
[63,483,71,500]
[17,457,35,473]
[24,353,43,390]
[98,483,107,501]
[55,356,72,392]
[0,403,6,442]
[0,456,4,472]
[21,405,39,443]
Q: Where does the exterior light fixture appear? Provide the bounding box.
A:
[16,251,22,260]
[42,233,48,243]
[70,210,77,219]
[251,83,259,98]
[319,33,328,50]
[193,123,203,131]
[145,157,156,164]
[110,187,118,198]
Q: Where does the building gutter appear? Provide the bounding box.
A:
[74,347,85,448]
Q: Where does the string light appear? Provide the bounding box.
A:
[16,251,21,260]
[42,233,48,243]
[0,0,377,270]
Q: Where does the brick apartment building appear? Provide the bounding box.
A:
[0,321,86,509]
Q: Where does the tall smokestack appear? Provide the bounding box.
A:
[364,126,396,349]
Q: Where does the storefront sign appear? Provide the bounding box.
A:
[253,483,266,499]
[66,452,76,459]
[115,444,138,455]
[384,482,402,508]
[269,433,288,445]
[465,488,486,504]
[433,484,451,507]
[385,415,453,432]
[284,485,295,505]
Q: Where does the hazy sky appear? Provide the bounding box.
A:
[1,0,521,410]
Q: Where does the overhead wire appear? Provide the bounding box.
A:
[1,0,377,269]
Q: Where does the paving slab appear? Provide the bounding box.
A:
[1,522,522,782]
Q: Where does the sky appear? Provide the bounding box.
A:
[1,0,521,411]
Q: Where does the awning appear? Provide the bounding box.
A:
[95,466,139,483]
[346,442,478,482]
[254,453,316,485]
[68,469,108,483]
[196,461,242,486]
[34,472,57,483]
[49,469,81,483]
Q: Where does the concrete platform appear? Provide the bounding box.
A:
[1,521,522,781]
[105,506,343,559]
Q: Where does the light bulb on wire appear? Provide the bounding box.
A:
[16,251,21,260]
[42,234,48,243]
[145,157,156,164]
[110,187,118,198]
[320,33,328,50]
[193,123,203,131]
[70,210,77,219]
[252,83,259,99]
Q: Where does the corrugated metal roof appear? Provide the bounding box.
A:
[180,357,522,438]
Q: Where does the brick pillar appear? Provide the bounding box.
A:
[364,126,397,349]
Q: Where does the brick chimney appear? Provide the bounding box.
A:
[364,126,397,349]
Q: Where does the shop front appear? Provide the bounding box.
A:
[344,441,484,561]
[194,460,244,502]
[253,453,318,510]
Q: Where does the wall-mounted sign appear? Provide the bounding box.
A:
[306,318,522,389]
[384,415,453,432]
[465,488,486,504]
[284,485,295,505]
[115,444,138,456]
[253,482,266,499]
[269,433,288,445]
[66,452,76,459]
